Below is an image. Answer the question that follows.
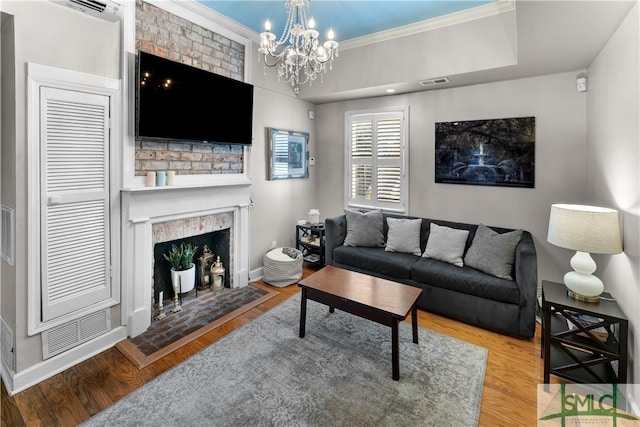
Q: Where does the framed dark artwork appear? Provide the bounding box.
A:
[435,117,535,188]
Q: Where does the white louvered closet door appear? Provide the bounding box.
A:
[40,87,111,322]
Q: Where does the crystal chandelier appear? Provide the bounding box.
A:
[258,0,339,94]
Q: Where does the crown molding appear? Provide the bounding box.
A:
[340,0,516,51]
[146,0,258,43]
[147,1,515,55]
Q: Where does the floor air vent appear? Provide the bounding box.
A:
[419,77,450,86]
[1,205,15,266]
[42,309,110,359]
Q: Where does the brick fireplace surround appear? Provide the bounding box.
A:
[121,178,251,338]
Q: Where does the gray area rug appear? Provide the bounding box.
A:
[83,293,487,426]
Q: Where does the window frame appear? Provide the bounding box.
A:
[344,106,409,214]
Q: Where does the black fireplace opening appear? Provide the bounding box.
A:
[153,229,231,302]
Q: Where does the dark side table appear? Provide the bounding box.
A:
[296,223,325,265]
[542,280,628,384]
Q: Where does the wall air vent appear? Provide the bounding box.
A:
[50,0,124,22]
[42,309,111,359]
[1,205,15,266]
[1,316,15,373]
[419,77,450,87]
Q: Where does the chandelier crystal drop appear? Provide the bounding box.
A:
[258,0,339,94]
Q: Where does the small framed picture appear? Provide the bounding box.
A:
[266,127,309,180]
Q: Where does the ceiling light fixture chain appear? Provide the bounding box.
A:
[258,0,339,94]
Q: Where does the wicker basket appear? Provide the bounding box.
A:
[263,247,303,287]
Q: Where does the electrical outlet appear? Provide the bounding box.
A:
[271,240,277,249]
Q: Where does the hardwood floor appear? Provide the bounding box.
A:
[2,264,549,426]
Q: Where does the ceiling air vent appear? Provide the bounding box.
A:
[50,0,124,22]
[419,77,450,87]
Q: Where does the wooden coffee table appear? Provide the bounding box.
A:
[298,265,423,380]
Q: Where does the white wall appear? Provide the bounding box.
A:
[316,71,588,284]
[587,0,640,391]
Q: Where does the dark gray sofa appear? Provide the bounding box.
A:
[325,213,537,338]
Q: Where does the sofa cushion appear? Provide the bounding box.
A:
[422,223,469,267]
[333,246,418,279]
[343,209,385,247]
[411,258,520,304]
[464,224,523,279]
[385,217,422,256]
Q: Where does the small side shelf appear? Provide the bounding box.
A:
[296,223,325,265]
[542,280,628,384]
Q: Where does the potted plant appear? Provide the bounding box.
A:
[164,242,198,295]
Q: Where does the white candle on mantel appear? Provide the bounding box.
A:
[214,275,222,289]
[204,275,209,284]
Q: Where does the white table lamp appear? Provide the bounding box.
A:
[547,204,622,302]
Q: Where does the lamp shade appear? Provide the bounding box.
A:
[547,204,622,254]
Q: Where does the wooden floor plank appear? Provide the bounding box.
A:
[1,381,26,427]
[1,264,550,426]
[37,373,90,427]
[12,384,60,427]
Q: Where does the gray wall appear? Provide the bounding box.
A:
[0,1,313,379]
[248,86,318,272]
[315,71,587,284]
[587,1,639,390]
[1,1,121,372]
[1,12,16,368]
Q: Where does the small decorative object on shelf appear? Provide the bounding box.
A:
[541,280,628,384]
[296,222,325,265]
[308,209,320,225]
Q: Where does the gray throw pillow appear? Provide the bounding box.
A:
[343,209,385,247]
[422,223,469,267]
[385,217,422,256]
[464,224,523,279]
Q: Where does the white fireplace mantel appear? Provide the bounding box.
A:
[120,180,251,338]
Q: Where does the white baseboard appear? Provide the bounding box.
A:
[249,266,264,283]
[626,387,640,416]
[3,326,127,396]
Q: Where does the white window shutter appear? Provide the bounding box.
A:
[40,87,111,322]
[346,109,407,212]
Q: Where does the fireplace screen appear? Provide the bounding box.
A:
[153,229,230,302]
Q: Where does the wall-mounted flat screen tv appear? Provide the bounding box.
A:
[136,51,254,145]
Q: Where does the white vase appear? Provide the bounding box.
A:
[170,263,196,294]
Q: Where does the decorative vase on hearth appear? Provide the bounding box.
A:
[163,243,199,298]
[170,263,196,294]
